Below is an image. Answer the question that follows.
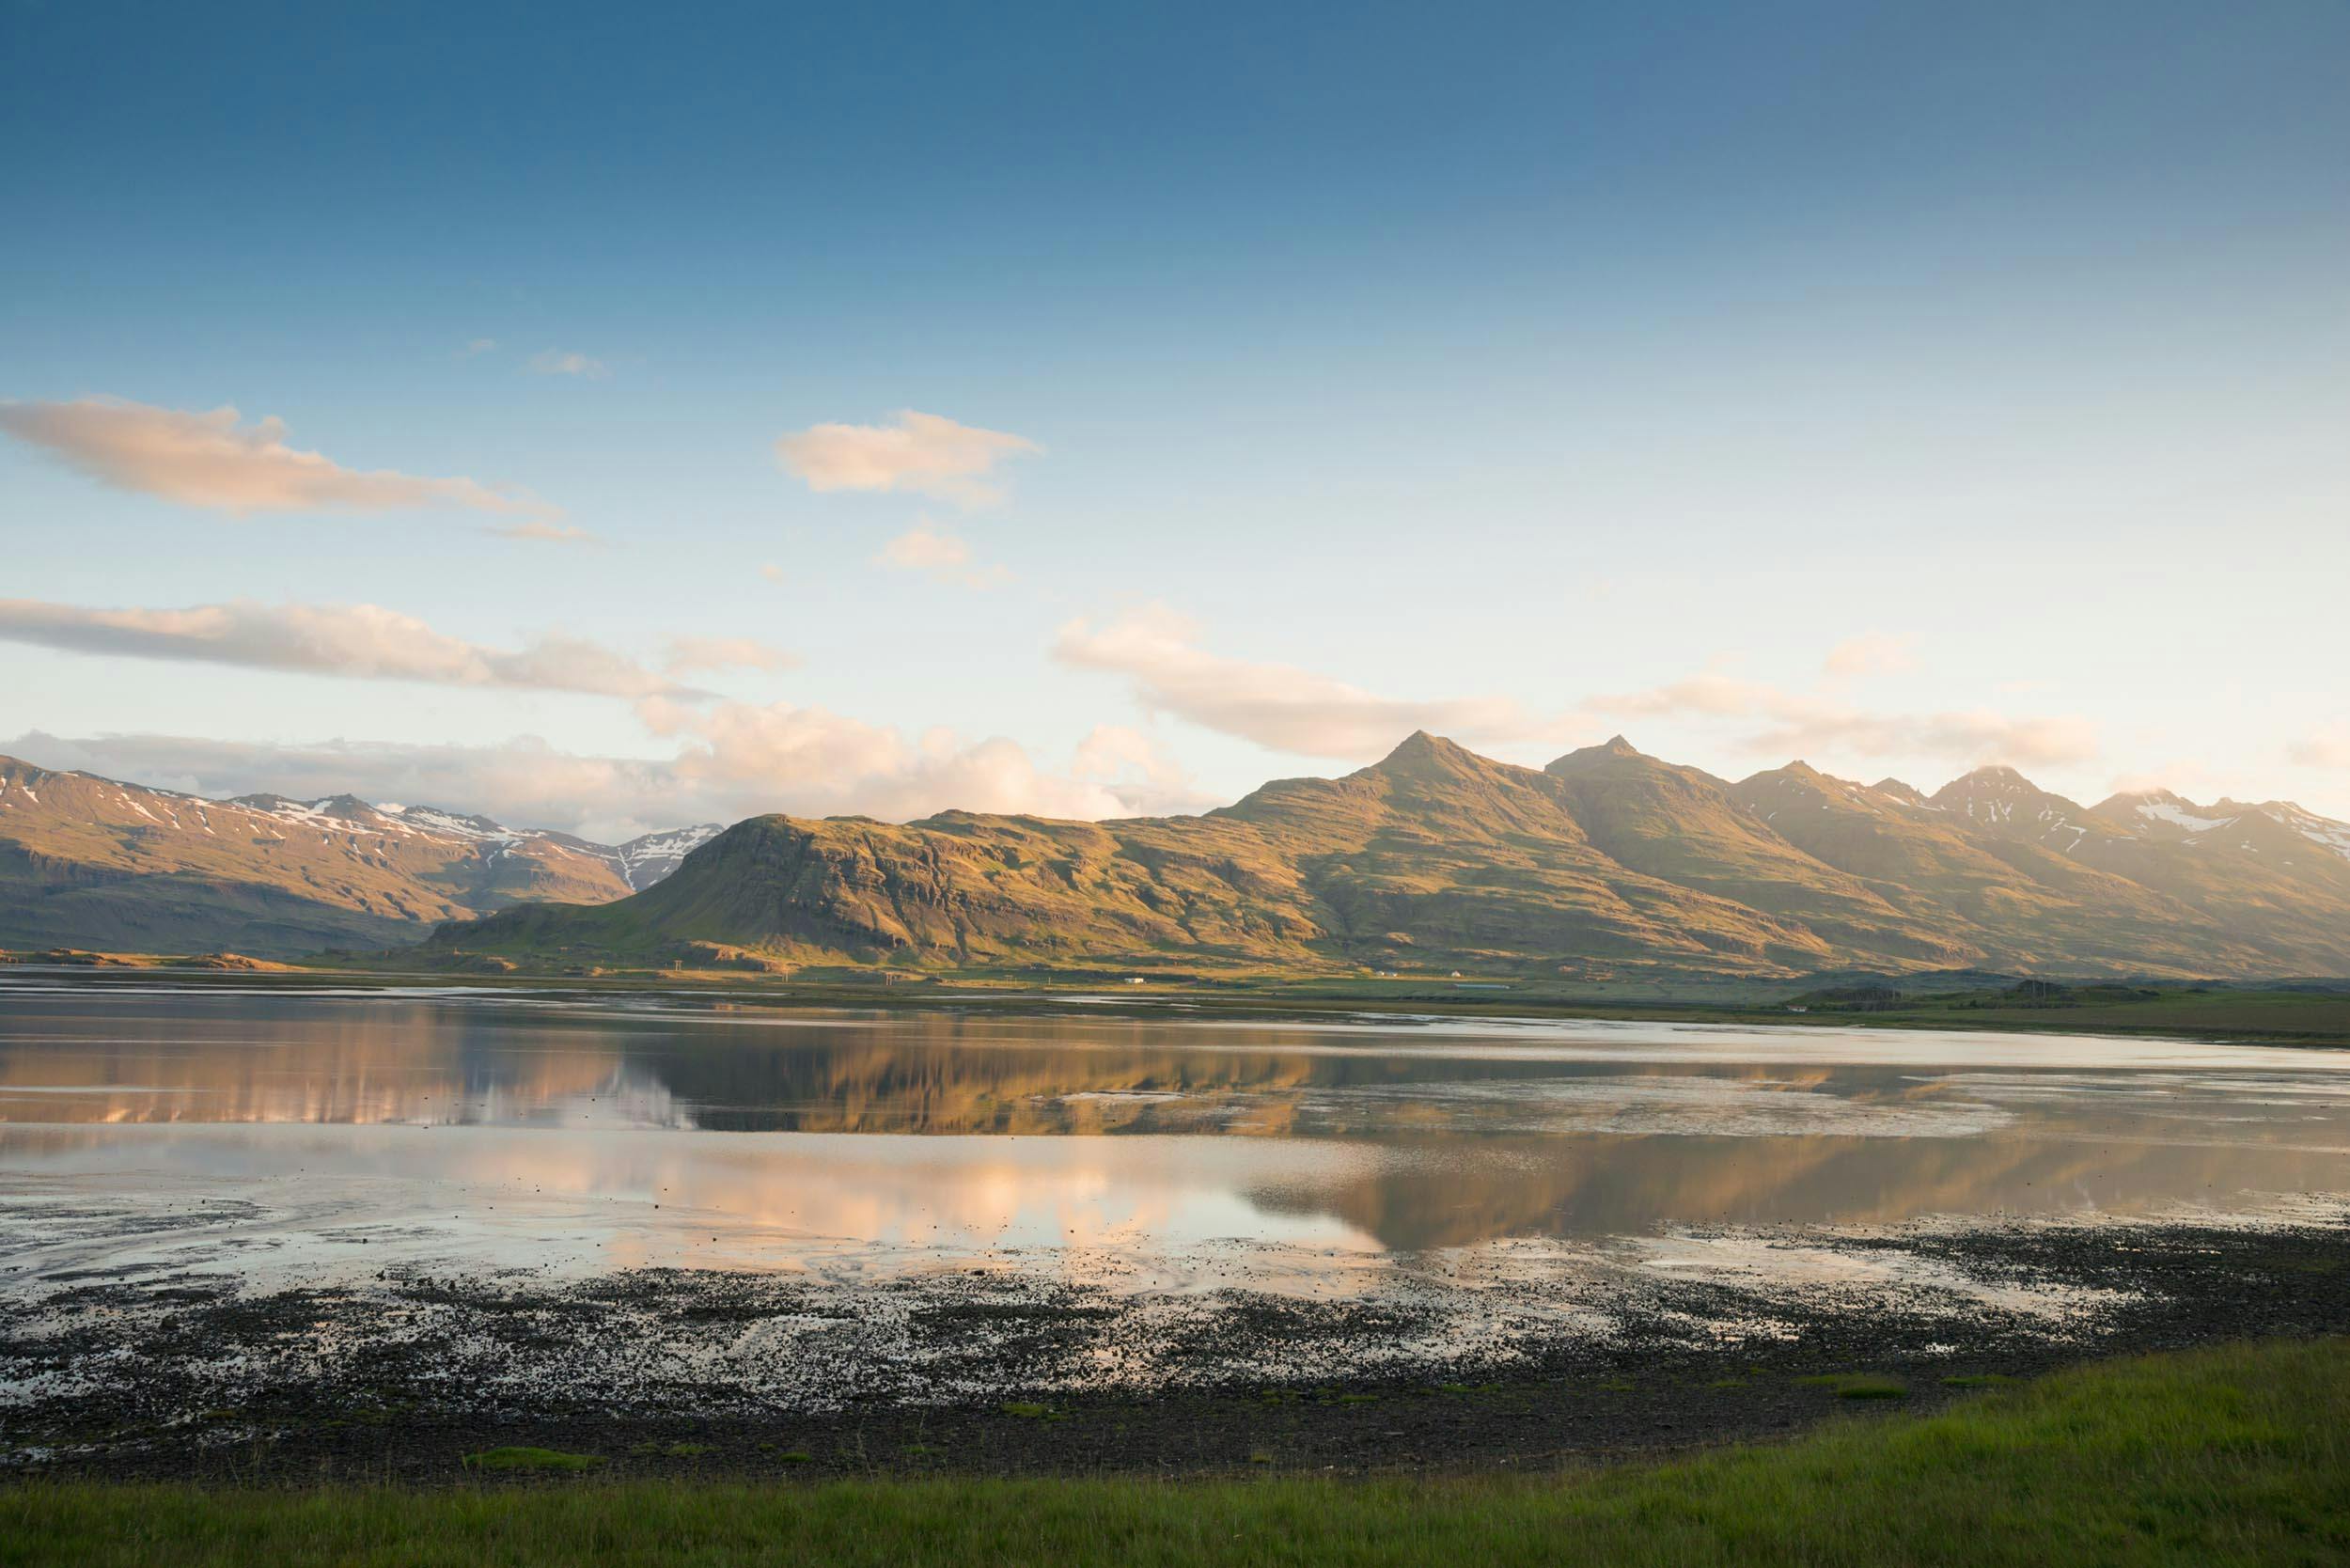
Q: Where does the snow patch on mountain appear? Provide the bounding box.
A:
[586,823,728,890]
[2252,803,2350,865]
[2135,800,2237,834]
[7,760,720,895]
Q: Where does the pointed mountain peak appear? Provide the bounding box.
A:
[1933,764,2044,803]
[1380,729,1462,761]
[1928,764,2109,839]
[2099,786,2197,810]
[1871,777,1928,806]
[1365,730,1489,778]
[1544,734,1646,774]
[2090,789,2237,836]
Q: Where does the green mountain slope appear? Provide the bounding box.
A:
[1212,732,1842,971]
[430,733,2350,980]
[1725,762,2289,973]
[1542,740,1966,964]
[1925,769,2350,971]
[0,757,711,958]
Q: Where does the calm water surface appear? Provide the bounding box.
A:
[4,985,2348,1288]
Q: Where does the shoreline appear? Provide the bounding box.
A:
[7,1337,2346,1567]
[7,1211,2344,1485]
[4,961,2348,1049]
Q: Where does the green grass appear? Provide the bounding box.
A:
[45,961,2350,1048]
[1797,1372,1909,1400]
[457,1448,603,1474]
[7,1340,2349,1565]
[1792,985,2350,1044]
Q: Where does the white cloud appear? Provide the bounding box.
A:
[459,338,498,357]
[1071,723,1213,816]
[1762,708,2099,768]
[2290,724,2350,769]
[873,518,1010,588]
[5,702,1198,843]
[665,636,798,676]
[1590,669,2099,768]
[1823,632,1919,679]
[666,702,1130,822]
[2103,760,2225,801]
[528,350,609,379]
[0,598,691,699]
[1592,671,1782,721]
[1053,604,1575,760]
[776,410,1038,508]
[0,397,558,519]
[1072,724,1183,787]
[6,730,682,843]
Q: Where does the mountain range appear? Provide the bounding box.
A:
[425,732,2350,981]
[0,755,719,957]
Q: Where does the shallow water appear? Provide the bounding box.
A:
[3,985,2347,1291]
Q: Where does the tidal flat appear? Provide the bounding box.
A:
[2,980,2346,1481]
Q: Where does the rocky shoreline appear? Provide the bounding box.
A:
[5,1212,2344,1483]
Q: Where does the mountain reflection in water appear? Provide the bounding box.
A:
[2,990,2347,1263]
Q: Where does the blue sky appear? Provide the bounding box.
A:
[4,0,2346,837]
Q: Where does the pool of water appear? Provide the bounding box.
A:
[4,984,2347,1290]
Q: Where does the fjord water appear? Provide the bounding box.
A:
[3,986,2347,1289]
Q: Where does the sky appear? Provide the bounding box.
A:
[3,0,2346,840]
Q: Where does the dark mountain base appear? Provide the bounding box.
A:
[0,869,428,959]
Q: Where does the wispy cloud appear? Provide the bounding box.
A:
[0,397,557,520]
[658,702,1142,824]
[665,636,798,676]
[2289,724,2350,769]
[873,518,1010,588]
[459,337,498,357]
[777,410,1038,508]
[2,706,1193,843]
[0,598,692,699]
[2103,760,2228,802]
[1070,723,1210,815]
[1054,604,1576,760]
[1823,632,1918,679]
[6,729,683,843]
[528,350,609,379]
[1590,668,2098,768]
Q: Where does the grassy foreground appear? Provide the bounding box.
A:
[6,1340,2346,1567]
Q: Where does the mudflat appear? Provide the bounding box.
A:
[4,982,2346,1481]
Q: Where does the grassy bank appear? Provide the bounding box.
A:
[11,958,2350,1045]
[6,1339,2345,1566]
